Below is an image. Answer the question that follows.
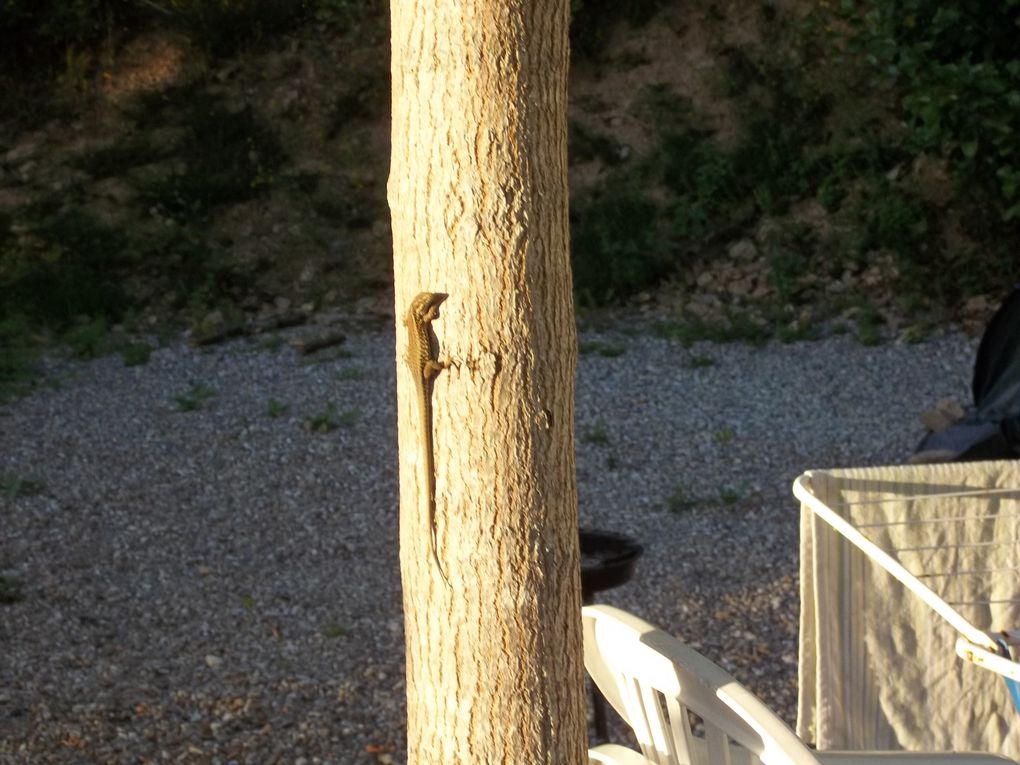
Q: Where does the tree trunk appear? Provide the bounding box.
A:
[388,1,584,763]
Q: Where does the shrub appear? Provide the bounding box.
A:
[0,207,133,327]
[570,181,666,304]
[569,0,668,59]
[139,91,285,222]
[826,0,1020,221]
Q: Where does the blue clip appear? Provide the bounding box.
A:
[994,639,1020,714]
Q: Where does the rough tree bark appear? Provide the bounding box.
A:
[388,0,585,762]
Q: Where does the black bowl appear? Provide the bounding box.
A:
[579,528,643,603]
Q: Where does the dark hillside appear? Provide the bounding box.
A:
[1,0,1017,397]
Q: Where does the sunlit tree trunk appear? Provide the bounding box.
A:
[388,0,584,762]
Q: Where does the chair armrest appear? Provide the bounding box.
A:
[589,743,651,765]
[818,752,1017,765]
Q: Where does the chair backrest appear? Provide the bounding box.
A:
[582,605,822,765]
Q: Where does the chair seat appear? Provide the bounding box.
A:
[818,753,1017,765]
[583,605,1019,765]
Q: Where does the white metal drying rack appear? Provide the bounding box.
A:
[794,472,1020,692]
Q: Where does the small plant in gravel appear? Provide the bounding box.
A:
[655,313,769,348]
[265,398,289,418]
[173,382,217,412]
[0,316,40,404]
[304,404,358,433]
[578,340,626,357]
[713,427,734,445]
[667,485,697,513]
[1,472,44,499]
[687,354,716,369]
[900,324,931,345]
[0,571,24,604]
[856,301,885,347]
[718,485,744,506]
[336,408,360,427]
[322,622,349,639]
[336,367,364,381]
[581,421,611,445]
[63,317,112,359]
[261,333,284,352]
[119,341,153,367]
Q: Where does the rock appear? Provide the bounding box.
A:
[204,655,223,668]
[0,187,31,213]
[827,282,846,295]
[197,310,225,337]
[269,87,300,117]
[15,160,37,182]
[94,177,137,205]
[696,271,714,288]
[755,217,784,244]
[5,138,41,166]
[961,294,995,336]
[727,239,757,262]
[963,294,991,315]
[729,277,752,297]
[919,398,965,432]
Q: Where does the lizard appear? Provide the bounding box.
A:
[403,291,450,585]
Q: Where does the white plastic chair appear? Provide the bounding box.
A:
[583,604,1017,765]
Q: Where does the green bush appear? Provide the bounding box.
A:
[827,0,1020,221]
[139,90,285,222]
[0,0,133,73]
[659,132,739,239]
[569,0,668,58]
[570,180,666,304]
[0,315,39,403]
[0,207,133,327]
[164,0,313,57]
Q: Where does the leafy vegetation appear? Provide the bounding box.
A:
[321,622,349,639]
[654,313,770,348]
[1,472,46,499]
[265,397,289,418]
[0,316,40,403]
[570,178,667,305]
[570,0,668,58]
[0,0,373,78]
[578,340,626,357]
[137,89,285,223]
[119,341,153,366]
[0,571,25,604]
[0,0,1015,372]
[173,382,216,411]
[581,421,611,445]
[304,403,358,433]
[566,0,1020,322]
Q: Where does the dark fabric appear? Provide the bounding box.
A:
[914,286,1020,461]
[974,286,1020,406]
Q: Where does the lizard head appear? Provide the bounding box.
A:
[406,292,448,324]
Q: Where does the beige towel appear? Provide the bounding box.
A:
[797,461,1020,758]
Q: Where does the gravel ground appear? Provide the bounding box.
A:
[0,318,976,763]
